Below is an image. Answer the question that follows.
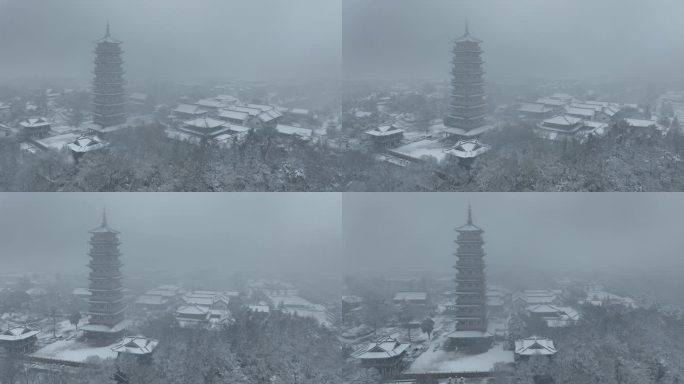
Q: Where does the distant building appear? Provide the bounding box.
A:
[92,23,126,129]
[393,292,428,306]
[0,326,39,355]
[67,135,108,158]
[173,104,207,120]
[525,304,579,327]
[534,115,584,141]
[564,106,595,120]
[275,124,313,140]
[128,93,151,113]
[512,290,562,311]
[111,336,159,363]
[518,103,553,119]
[514,336,557,361]
[352,336,410,376]
[365,125,404,147]
[20,117,51,138]
[443,23,491,139]
[341,295,363,323]
[180,117,229,138]
[445,139,491,162]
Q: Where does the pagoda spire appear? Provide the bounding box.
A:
[105,21,110,38]
[102,207,108,227]
[467,204,473,225]
[465,18,469,36]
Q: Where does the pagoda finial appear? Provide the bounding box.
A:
[105,20,110,38]
[467,203,473,225]
[102,207,108,227]
[465,18,469,36]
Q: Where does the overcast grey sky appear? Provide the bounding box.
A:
[0,0,341,83]
[342,193,684,281]
[0,193,342,277]
[343,0,684,83]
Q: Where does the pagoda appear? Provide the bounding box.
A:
[443,22,490,139]
[92,23,126,129]
[82,210,127,342]
[448,205,492,352]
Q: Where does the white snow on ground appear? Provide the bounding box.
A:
[407,343,513,374]
[31,339,118,363]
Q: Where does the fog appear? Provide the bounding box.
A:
[0,193,342,278]
[343,0,684,83]
[342,193,684,281]
[0,0,341,83]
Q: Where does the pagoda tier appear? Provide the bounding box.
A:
[444,23,489,138]
[91,23,126,128]
[448,205,492,353]
[84,210,127,342]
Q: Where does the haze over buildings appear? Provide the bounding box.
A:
[0,193,342,276]
[343,0,684,83]
[0,0,341,83]
[342,193,684,279]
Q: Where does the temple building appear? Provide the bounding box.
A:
[82,211,128,342]
[111,336,159,363]
[448,205,493,352]
[443,22,490,139]
[364,124,404,148]
[0,326,39,355]
[92,23,126,130]
[352,336,410,376]
[514,336,557,361]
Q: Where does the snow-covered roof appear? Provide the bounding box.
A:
[219,110,249,121]
[446,139,491,159]
[393,292,428,301]
[20,117,50,129]
[542,115,583,127]
[0,326,39,341]
[518,103,551,114]
[176,305,209,316]
[174,104,207,116]
[258,109,283,123]
[289,108,309,115]
[366,125,404,137]
[81,319,128,334]
[352,337,410,360]
[514,336,557,356]
[230,106,262,116]
[570,103,603,113]
[275,124,312,139]
[183,117,226,130]
[135,295,168,306]
[536,98,567,107]
[67,135,108,153]
[354,110,373,118]
[624,118,656,128]
[215,94,237,103]
[111,336,159,355]
[195,99,224,109]
[564,106,595,118]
